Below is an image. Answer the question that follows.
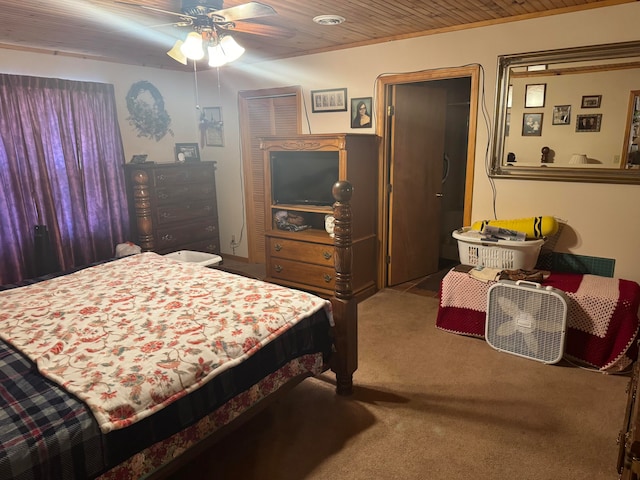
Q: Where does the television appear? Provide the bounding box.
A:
[270,151,339,206]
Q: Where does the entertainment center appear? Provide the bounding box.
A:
[260,134,378,300]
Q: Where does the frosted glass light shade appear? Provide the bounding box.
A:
[167,40,188,65]
[219,36,245,62]
[180,32,205,60]
[207,44,228,67]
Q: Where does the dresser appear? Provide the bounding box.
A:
[124,162,220,255]
[261,134,378,300]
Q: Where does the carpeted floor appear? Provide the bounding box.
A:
[169,288,629,480]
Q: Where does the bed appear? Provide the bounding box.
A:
[0,181,358,480]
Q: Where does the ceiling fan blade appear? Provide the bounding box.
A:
[144,21,192,28]
[211,2,276,22]
[231,21,294,38]
[115,1,196,19]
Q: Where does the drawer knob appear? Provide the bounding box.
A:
[322,251,332,260]
[274,243,282,252]
[161,234,175,242]
[275,264,283,273]
[161,212,172,218]
[323,274,332,283]
[205,225,216,232]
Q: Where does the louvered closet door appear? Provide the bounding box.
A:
[239,87,301,263]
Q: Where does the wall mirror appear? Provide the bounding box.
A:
[491,41,640,184]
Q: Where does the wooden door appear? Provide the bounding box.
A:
[238,87,301,263]
[387,83,447,286]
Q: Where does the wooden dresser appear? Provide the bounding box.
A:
[619,358,640,479]
[124,162,220,255]
[260,134,378,300]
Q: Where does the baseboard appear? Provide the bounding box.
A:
[221,254,250,263]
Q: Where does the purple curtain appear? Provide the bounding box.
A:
[0,74,129,284]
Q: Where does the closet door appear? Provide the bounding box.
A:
[387,83,447,285]
[238,87,301,262]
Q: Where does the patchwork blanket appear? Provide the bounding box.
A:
[0,253,331,433]
[437,269,640,372]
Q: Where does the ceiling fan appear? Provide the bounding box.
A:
[117,0,292,66]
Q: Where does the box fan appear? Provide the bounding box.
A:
[486,280,568,364]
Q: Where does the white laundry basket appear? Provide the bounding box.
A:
[164,250,222,267]
[452,227,544,270]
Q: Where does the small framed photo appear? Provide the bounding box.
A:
[576,114,602,132]
[202,106,224,147]
[351,97,372,128]
[525,83,546,108]
[552,105,571,125]
[522,112,543,136]
[175,142,200,162]
[311,88,347,113]
[581,95,602,108]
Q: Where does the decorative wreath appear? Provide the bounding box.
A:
[126,81,174,141]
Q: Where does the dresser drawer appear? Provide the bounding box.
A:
[268,258,335,290]
[155,201,217,225]
[153,165,215,187]
[267,237,334,266]
[159,239,220,256]
[155,184,216,205]
[156,218,219,250]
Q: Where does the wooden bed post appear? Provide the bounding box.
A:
[130,169,155,252]
[330,180,357,395]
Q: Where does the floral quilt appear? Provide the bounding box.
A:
[0,253,332,433]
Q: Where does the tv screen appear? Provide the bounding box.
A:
[270,151,339,206]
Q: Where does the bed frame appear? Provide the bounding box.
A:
[137,180,359,479]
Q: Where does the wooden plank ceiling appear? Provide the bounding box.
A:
[0,0,634,71]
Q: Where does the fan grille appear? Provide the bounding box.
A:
[486,282,568,364]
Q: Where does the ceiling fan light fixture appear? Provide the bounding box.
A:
[312,15,345,26]
[219,35,245,62]
[207,44,228,67]
[207,35,245,67]
[167,40,188,65]
[180,32,205,60]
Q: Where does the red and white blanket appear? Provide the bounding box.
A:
[437,269,640,372]
[0,253,331,433]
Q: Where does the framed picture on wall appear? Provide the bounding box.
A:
[552,105,571,125]
[525,83,546,108]
[522,113,543,136]
[581,95,602,108]
[576,114,602,132]
[202,107,224,147]
[351,97,372,128]
[311,88,347,113]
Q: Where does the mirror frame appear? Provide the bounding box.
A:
[491,41,640,184]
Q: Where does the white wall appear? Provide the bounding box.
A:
[223,2,640,282]
[1,2,639,282]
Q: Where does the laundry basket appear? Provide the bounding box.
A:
[164,250,222,267]
[452,227,544,270]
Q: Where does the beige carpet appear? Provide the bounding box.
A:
[172,289,629,480]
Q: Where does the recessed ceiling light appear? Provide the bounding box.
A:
[313,15,346,26]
